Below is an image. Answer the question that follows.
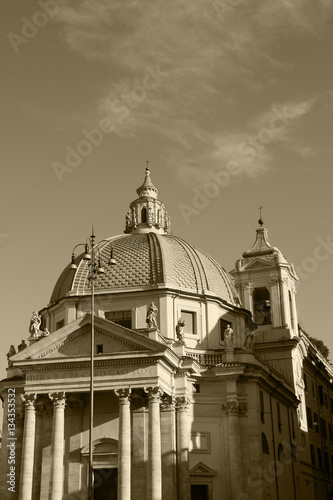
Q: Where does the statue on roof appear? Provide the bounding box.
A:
[176,317,185,342]
[29,311,41,337]
[18,339,27,351]
[146,301,159,330]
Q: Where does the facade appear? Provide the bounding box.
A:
[0,167,332,500]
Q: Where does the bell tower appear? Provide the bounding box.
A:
[124,165,171,235]
[230,215,299,340]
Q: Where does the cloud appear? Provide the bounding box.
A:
[54,0,333,181]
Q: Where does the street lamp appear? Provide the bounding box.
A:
[71,229,116,499]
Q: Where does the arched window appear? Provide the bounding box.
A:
[141,206,147,223]
[278,443,285,462]
[253,288,271,325]
[262,432,269,455]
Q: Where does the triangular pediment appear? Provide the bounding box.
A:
[189,462,217,476]
[10,314,165,362]
[243,258,274,270]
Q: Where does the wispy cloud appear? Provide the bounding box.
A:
[54,0,333,182]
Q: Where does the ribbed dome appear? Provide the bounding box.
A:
[50,233,240,305]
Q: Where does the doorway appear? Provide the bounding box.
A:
[191,484,208,500]
[94,468,117,500]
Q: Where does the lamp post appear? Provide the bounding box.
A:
[71,229,116,499]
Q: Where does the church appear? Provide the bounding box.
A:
[0,167,332,500]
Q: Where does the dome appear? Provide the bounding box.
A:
[50,233,240,305]
[50,167,240,307]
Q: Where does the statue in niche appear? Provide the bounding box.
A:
[18,340,27,351]
[146,301,159,330]
[224,324,233,348]
[176,318,185,342]
[244,329,255,350]
[29,311,41,337]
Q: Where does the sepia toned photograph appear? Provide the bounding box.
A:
[1,1,333,499]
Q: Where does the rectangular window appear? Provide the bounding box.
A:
[181,311,196,335]
[324,392,328,409]
[329,423,333,441]
[260,391,265,423]
[96,344,103,354]
[291,412,296,440]
[303,373,308,392]
[105,310,132,329]
[314,412,319,433]
[277,403,282,433]
[56,319,64,330]
[306,407,312,429]
[319,385,324,406]
[310,444,316,466]
[321,418,327,440]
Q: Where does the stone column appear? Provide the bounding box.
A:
[115,388,132,500]
[222,400,247,499]
[176,397,190,500]
[161,397,177,500]
[19,393,37,500]
[49,392,66,500]
[145,386,163,500]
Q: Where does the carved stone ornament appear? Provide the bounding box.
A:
[144,386,164,402]
[35,400,53,417]
[221,401,248,416]
[20,393,37,409]
[175,396,190,412]
[160,395,176,412]
[49,391,66,409]
[114,387,131,403]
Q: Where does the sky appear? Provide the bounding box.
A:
[1,0,333,379]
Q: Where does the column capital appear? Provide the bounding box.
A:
[49,391,66,409]
[175,396,190,411]
[115,387,131,403]
[20,393,37,409]
[160,395,176,412]
[35,400,53,417]
[144,386,164,402]
[221,400,247,416]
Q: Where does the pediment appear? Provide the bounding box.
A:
[189,462,217,476]
[243,258,274,270]
[10,314,164,362]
